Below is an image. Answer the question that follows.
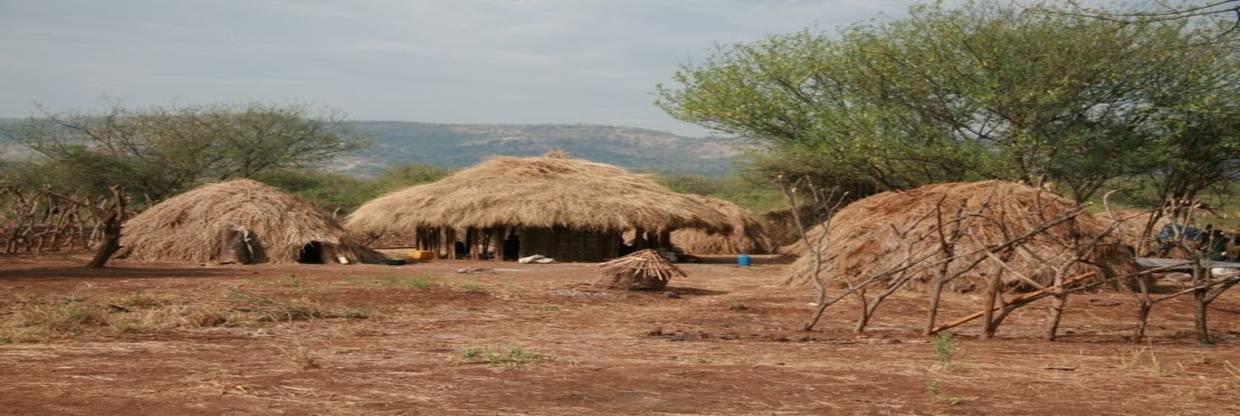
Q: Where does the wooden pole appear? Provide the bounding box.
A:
[930,271,1096,334]
[492,228,504,262]
[1192,261,1212,345]
[468,227,479,260]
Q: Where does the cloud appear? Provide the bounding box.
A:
[0,0,917,135]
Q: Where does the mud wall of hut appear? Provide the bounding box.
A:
[519,226,621,262]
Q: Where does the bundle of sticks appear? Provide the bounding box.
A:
[596,249,686,291]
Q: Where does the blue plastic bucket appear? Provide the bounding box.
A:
[737,255,752,267]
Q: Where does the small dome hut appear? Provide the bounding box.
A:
[669,196,774,255]
[786,181,1139,292]
[118,179,378,264]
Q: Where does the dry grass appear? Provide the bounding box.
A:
[787,180,1139,292]
[280,339,323,370]
[346,154,737,235]
[378,275,434,289]
[118,179,379,264]
[459,345,554,367]
[1117,346,1173,377]
[0,289,375,343]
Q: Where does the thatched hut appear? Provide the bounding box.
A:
[669,196,774,255]
[346,154,734,262]
[118,179,378,264]
[787,181,1138,292]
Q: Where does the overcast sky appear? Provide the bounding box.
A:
[0,0,919,136]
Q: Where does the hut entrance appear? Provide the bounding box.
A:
[298,241,325,264]
[503,232,520,261]
[218,226,256,264]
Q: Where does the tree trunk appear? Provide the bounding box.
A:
[925,280,947,336]
[1044,292,1067,341]
[1133,300,1152,343]
[1192,262,1212,345]
[981,272,1003,339]
[1131,272,1154,343]
[86,216,121,268]
[854,289,871,335]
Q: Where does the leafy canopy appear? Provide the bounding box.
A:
[657,1,1238,202]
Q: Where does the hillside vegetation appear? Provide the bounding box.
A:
[334,121,749,176]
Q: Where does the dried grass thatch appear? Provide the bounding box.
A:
[118,179,379,264]
[787,181,1139,292]
[346,155,734,235]
[670,196,773,254]
[597,249,686,290]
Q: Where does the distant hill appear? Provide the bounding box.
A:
[0,119,751,176]
[335,121,749,176]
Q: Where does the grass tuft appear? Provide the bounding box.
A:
[459,345,552,367]
[1118,346,1171,377]
[268,274,309,288]
[933,333,956,364]
[1,290,374,343]
[281,341,322,370]
[381,275,433,289]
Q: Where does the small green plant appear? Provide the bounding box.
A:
[0,336,12,345]
[933,333,956,364]
[381,275,433,289]
[536,304,560,312]
[460,345,552,367]
[459,282,484,293]
[459,346,484,360]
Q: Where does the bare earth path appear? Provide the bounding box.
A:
[1,255,1238,415]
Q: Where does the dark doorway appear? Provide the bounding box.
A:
[298,241,325,264]
[503,232,520,261]
[218,227,255,264]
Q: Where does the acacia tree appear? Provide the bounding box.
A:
[657,1,1235,202]
[2,102,368,201]
[1054,0,1240,29]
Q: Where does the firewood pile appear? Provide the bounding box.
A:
[1,186,118,254]
[596,249,686,291]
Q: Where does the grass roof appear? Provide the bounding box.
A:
[346,155,734,235]
[118,179,378,264]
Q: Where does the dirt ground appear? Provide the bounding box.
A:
[1,254,1238,415]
